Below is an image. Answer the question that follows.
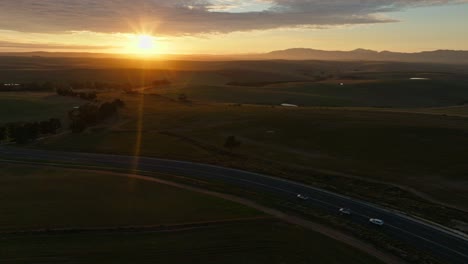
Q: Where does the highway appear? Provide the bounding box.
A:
[1,147,467,264]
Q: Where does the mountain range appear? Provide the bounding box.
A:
[261,48,468,64]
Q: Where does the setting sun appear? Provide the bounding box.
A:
[125,34,161,56]
[137,35,154,50]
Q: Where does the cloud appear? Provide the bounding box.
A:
[0,41,116,50]
[0,0,465,35]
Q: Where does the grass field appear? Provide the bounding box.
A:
[1,221,382,264]
[0,164,383,264]
[408,105,468,117]
[35,93,468,212]
[2,57,468,262]
[156,78,468,107]
[0,164,260,231]
[4,57,468,227]
[0,92,82,124]
[2,57,467,108]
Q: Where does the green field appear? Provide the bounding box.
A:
[0,92,82,124]
[0,164,383,264]
[35,92,468,211]
[2,57,468,259]
[0,164,260,231]
[1,221,382,264]
[155,77,468,108]
[408,105,468,117]
[2,57,468,108]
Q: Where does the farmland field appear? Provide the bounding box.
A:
[34,92,468,211]
[0,92,82,124]
[1,221,382,264]
[0,164,260,231]
[0,164,382,264]
[5,57,465,230]
[158,78,468,107]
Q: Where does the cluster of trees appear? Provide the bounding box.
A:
[56,87,97,101]
[0,118,62,144]
[69,99,125,133]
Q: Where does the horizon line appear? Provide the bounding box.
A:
[0,47,467,57]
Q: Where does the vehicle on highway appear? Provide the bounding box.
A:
[369,218,385,226]
[339,208,351,215]
[297,194,309,200]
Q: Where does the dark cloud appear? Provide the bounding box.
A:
[0,0,465,34]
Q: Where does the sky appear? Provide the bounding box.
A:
[0,0,467,55]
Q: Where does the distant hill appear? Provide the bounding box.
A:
[1,49,468,64]
[263,48,468,64]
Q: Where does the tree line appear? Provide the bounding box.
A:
[56,87,97,101]
[0,118,62,144]
[69,99,125,133]
[0,98,126,143]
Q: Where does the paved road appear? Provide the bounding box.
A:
[1,147,468,264]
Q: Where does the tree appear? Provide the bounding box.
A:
[49,118,62,133]
[112,99,125,108]
[39,120,51,134]
[39,118,62,134]
[224,136,242,152]
[8,122,40,144]
[56,87,74,96]
[2,126,12,143]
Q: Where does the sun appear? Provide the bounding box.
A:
[137,35,154,50]
[125,34,158,56]
[122,33,170,57]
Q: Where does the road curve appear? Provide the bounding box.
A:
[1,147,467,264]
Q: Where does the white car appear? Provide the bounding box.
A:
[297,194,309,200]
[369,218,385,226]
[339,208,352,215]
